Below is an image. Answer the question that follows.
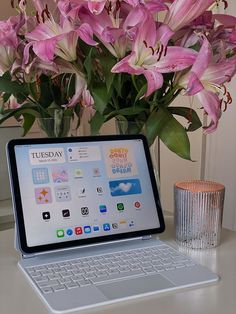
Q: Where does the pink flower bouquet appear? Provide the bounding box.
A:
[0,0,235,158]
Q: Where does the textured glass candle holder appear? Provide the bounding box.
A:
[174,180,225,249]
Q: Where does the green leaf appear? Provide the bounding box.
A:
[38,75,54,108]
[145,108,191,160]
[28,82,39,101]
[89,111,106,135]
[107,107,146,119]
[168,106,202,132]
[91,84,110,115]
[99,56,116,92]
[0,75,29,96]
[135,85,147,103]
[113,74,122,97]
[84,48,94,83]
[0,107,40,125]
[22,114,36,136]
[3,93,11,103]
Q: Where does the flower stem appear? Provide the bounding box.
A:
[131,75,139,92]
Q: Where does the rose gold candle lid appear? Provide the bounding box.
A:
[175,180,225,193]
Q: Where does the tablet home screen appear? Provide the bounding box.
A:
[14,139,160,247]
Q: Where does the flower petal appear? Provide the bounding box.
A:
[153,46,197,72]
[202,59,236,85]
[186,71,204,95]
[66,74,86,108]
[191,38,212,78]
[32,38,57,62]
[197,90,221,133]
[164,0,215,31]
[87,0,106,14]
[143,69,164,97]
[214,14,236,28]
[77,23,97,46]
[156,24,174,46]
[111,52,143,75]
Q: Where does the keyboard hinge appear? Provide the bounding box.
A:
[142,235,152,240]
[22,253,36,259]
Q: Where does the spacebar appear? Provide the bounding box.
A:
[91,270,146,284]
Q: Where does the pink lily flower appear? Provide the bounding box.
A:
[178,39,236,133]
[124,0,168,13]
[24,17,96,63]
[111,15,197,97]
[59,0,106,16]
[79,5,148,58]
[0,15,25,74]
[164,0,215,31]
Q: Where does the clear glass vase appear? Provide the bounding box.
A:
[37,116,73,138]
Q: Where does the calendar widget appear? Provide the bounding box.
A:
[32,168,49,185]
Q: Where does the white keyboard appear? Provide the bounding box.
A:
[26,244,196,294]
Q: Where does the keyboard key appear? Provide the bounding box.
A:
[66,282,79,289]
[53,285,66,292]
[41,287,53,294]
[59,278,72,284]
[78,280,91,287]
[71,275,84,282]
[38,279,59,288]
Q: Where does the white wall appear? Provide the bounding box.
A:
[204,0,236,230]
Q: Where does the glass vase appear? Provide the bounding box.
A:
[37,116,74,138]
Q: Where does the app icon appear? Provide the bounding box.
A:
[62,209,70,218]
[42,211,50,220]
[32,168,49,185]
[74,168,83,178]
[93,225,100,232]
[93,168,101,177]
[78,187,86,198]
[119,220,127,228]
[134,201,141,209]
[55,186,71,202]
[75,227,83,235]
[52,166,68,183]
[112,223,118,229]
[96,187,103,195]
[81,207,89,216]
[129,220,135,228]
[66,229,73,236]
[57,229,64,238]
[103,223,110,231]
[99,205,107,213]
[109,179,142,196]
[117,203,124,211]
[84,226,92,234]
[35,187,52,204]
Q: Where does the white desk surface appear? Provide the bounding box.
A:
[1,216,236,314]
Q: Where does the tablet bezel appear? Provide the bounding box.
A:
[7,134,165,254]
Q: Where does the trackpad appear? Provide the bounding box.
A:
[98,274,174,300]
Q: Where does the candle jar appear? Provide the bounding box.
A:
[174,180,225,249]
